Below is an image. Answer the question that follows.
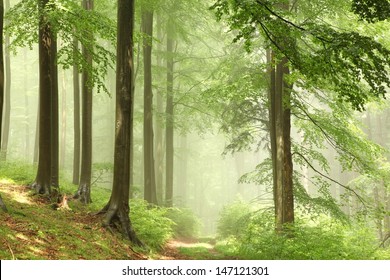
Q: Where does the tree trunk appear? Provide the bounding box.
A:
[100,0,142,246]
[165,29,174,207]
[60,69,67,168]
[51,34,59,188]
[154,12,164,204]
[0,0,3,150]
[31,0,54,195]
[72,38,81,185]
[23,49,30,160]
[282,58,294,226]
[268,50,294,233]
[142,9,158,204]
[0,0,10,161]
[75,0,93,204]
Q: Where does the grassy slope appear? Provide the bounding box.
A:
[0,163,227,260]
[0,180,146,260]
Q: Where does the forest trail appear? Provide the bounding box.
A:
[158,237,233,260]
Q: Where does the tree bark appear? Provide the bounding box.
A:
[142,9,158,204]
[75,0,93,204]
[165,29,174,207]
[154,12,164,204]
[0,0,3,150]
[0,0,9,161]
[100,0,142,246]
[51,34,59,188]
[72,38,81,185]
[31,0,54,195]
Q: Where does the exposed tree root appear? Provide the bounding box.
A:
[30,181,51,195]
[73,183,91,204]
[100,203,144,248]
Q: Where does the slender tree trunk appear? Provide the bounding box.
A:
[142,9,157,204]
[154,12,164,204]
[0,0,10,161]
[72,38,81,185]
[100,0,142,246]
[165,31,174,207]
[33,104,39,164]
[75,0,93,203]
[60,69,67,168]
[0,0,3,150]
[31,0,54,195]
[51,34,59,188]
[282,58,294,226]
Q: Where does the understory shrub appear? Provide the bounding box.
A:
[216,201,387,259]
[166,208,202,239]
[130,199,174,250]
[217,199,253,239]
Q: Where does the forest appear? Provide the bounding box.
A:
[1,0,390,260]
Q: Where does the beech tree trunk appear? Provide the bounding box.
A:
[72,38,81,185]
[100,0,142,246]
[154,12,164,204]
[268,50,294,233]
[165,29,174,207]
[0,0,10,161]
[0,0,3,150]
[142,9,158,205]
[31,0,54,195]
[75,0,93,203]
[51,34,59,188]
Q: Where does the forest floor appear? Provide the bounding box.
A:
[0,180,228,260]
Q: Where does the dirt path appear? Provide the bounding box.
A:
[158,238,228,260]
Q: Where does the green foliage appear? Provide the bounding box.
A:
[217,199,253,239]
[165,207,202,239]
[352,0,390,22]
[0,161,36,185]
[216,202,387,259]
[211,0,390,111]
[6,0,116,94]
[130,200,174,250]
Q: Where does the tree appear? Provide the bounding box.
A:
[75,0,94,204]
[31,0,55,195]
[0,0,3,149]
[211,0,390,231]
[72,38,81,185]
[165,20,174,207]
[142,7,157,204]
[0,0,9,161]
[99,0,142,246]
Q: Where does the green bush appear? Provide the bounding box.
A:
[166,208,202,239]
[217,199,253,239]
[216,200,385,260]
[130,199,174,250]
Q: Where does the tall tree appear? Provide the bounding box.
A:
[142,8,157,204]
[72,38,81,185]
[75,0,94,203]
[50,32,59,187]
[31,0,54,195]
[100,0,142,246]
[0,0,3,149]
[0,0,9,161]
[165,23,174,207]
